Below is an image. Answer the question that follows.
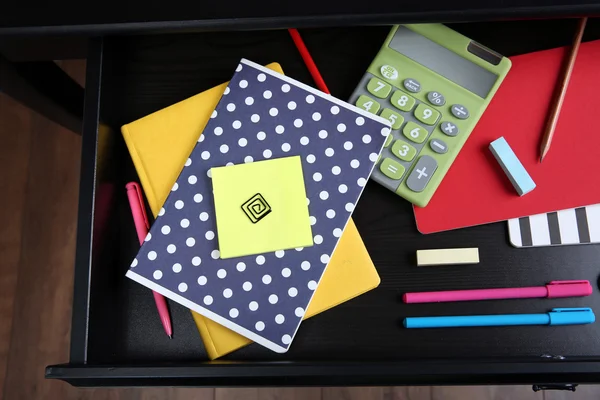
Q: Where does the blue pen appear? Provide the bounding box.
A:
[404,308,595,329]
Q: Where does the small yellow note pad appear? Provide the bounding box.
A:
[211,156,313,259]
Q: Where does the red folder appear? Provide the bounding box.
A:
[415,40,600,234]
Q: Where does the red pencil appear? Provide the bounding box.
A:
[288,29,330,94]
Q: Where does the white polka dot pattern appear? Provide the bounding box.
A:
[128,60,389,352]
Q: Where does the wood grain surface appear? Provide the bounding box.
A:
[1,59,599,399]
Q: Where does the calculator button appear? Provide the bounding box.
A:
[427,91,446,106]
[403,78,421,93]
[430,138,448,154]
[380,65,398,80]
[380,108,404,129]
[391,140,417,162]
[391,90,416,112]
[367,78,392,98]
[406,156,438,192]
[451,104,470,119]
[440,121,459,136]
[384,133,394,148]
[402,121,428,143]
[414,104,440,125]
[355,95,381,114]
[380,158,406,180]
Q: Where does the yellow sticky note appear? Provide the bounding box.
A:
[211,156,313,259]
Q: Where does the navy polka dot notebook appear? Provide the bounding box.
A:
[127,59,390,353]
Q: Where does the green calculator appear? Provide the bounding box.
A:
[349,24,511,207]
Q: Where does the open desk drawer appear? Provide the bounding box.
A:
[46,20,600,387]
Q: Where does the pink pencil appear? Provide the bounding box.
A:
[126,182,173,338]
[403,280,592,304]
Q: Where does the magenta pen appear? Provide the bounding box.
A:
[403,280,593,304]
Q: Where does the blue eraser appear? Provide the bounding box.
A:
[489,137,536,196]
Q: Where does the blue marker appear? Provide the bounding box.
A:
[404,308,595,329]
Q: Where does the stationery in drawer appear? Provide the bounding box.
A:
[121,62,381,357]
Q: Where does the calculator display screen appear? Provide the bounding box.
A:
[389,26,498,98]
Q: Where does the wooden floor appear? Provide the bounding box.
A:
[0,60,599,399]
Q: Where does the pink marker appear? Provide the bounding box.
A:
[403,280,592,304]
[126,182,173,338]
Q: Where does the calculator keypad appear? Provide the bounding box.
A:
[430,138,448,154]
[450,104,470,119]
[427,91,446,106]
[380,158,406,180]
[402,122,428,143]
[414,104,440,125]
[356,95,381,114]
[403,78,421,93]
[392,140,417,162]
[350,72,472,200]
[406,156,438,192]
[380,65,399,80]
[440,121,459,136]
[384,133,394,148]
[367,78,392,98]
[391,90,416,112]
[380,108,404,129]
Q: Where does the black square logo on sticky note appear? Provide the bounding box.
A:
[241,193,272,223]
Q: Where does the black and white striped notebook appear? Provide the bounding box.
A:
[508,204,600,247]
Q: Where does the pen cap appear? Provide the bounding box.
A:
[548,308,595,326]
[546,280,592,298]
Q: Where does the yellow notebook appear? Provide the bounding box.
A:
[121,63,380,359]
